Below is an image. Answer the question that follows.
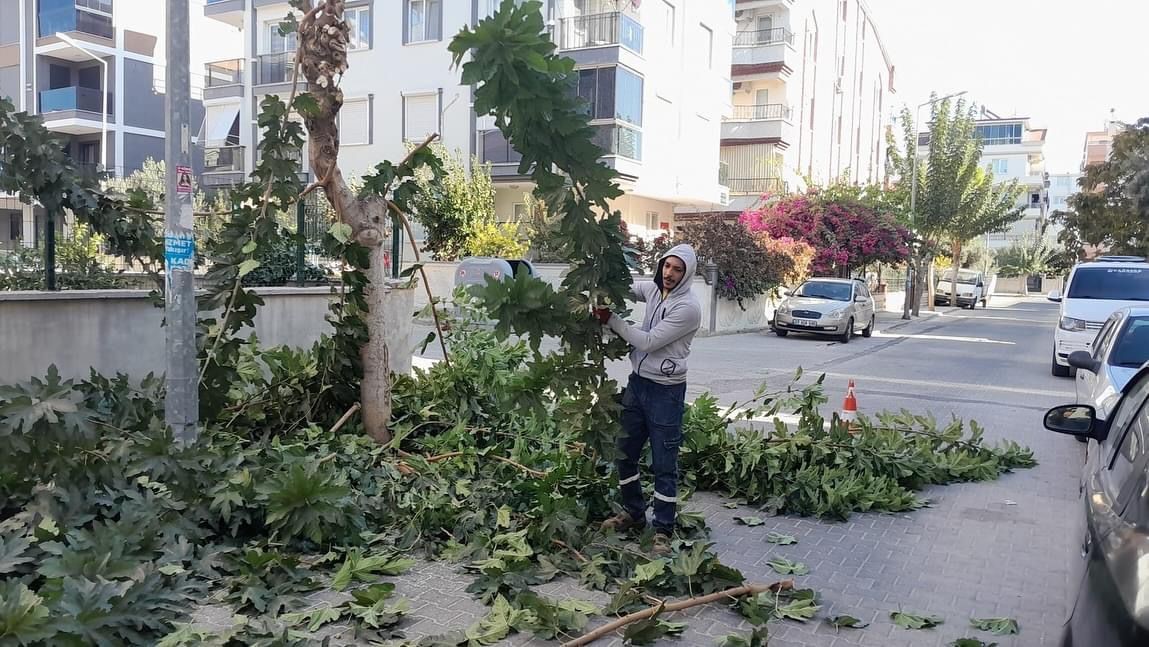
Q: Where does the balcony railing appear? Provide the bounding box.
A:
[558,12,644,53]
[39,86,113,114]
[733,27,793,47]
[480,130,522,166]
[205,59,244,87]
[203,145,244,174]
[592,123,642,161]
[255,52,296,85]
[728,104,791,121]
[725,177,784,194]
[38,6,114,39]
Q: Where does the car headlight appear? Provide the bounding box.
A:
[961,292,973,298]
[777,303,791,315]
[825,309,846,320]
[1060,316,1087,332]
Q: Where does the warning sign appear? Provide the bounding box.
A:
[176,165,193,195]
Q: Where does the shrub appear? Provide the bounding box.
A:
[677,217,797,308]
[465,220,528,259]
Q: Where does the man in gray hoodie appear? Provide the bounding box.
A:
[594,243,702,555]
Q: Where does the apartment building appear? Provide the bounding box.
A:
[1081,117,1122,170]
[698,0,894,218]
[0,0,239,249]
[201,0,734,242]
[917,113,1050,251]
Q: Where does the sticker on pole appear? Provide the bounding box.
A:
[176,166,193,195]
[165,231,195,272]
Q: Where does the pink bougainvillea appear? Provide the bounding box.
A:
[740,193,910,277]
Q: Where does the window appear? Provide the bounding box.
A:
[8,213,20,241]
[840,0,847,20]
[699,24,713,68]
[662,1,675,46]
[403,93,438,142]
[406,0,442,43]
[975,122,1022,145]
[1110,318,1149,369]
[512,203,528,222]
[987,159,1008,175]
[340,97,371,145]
[647,211,659,232]
[346,6,371,50]
[574,66,643,127]
[267,21,298,53]
[756,15,773,42]
[1107,399,1149,502]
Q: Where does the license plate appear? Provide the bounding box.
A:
[792,318,817,327]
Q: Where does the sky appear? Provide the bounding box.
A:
[868,0,1148,174]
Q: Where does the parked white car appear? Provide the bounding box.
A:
[934,268,994,309]
[1049,256,1149,377]
[1068,307,1149,423]
[771,278,876,344]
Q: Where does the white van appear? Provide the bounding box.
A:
[1048,256,1149,377]
[934,268,993,309]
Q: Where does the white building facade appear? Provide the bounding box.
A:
[202,0,735,242]
[703,0,895,218]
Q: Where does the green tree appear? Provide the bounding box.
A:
[888,95,1024,313]
[994,237,1058,295]
[1056,117,1149,256]
[410,143,497,261]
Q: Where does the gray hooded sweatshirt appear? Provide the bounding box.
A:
[607,243,702,385]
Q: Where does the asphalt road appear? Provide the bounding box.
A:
[403,297,1086,646]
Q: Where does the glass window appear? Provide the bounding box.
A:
[794,280,853,302]
[989,159,1008,175]
[407,0,441,43]
[615,67,643,126]
[1092,316,1121,361]
[1107,402,1149,500]
[1067,267,1149,301]
[1110,317,1149,369]
[1103,375,1149,468]
[267,22,298,53]
[346,7,371,50]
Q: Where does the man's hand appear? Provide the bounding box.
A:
[593,307,612,325]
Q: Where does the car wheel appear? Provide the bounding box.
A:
[1075,435,1088,444]
[862,315,874,338]
[1051,354,1071,377]
[775,328,788,337]
[839,319,853,344]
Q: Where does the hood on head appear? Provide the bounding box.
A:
[655,243,698,296]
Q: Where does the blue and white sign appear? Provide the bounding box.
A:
[165,232,195,272]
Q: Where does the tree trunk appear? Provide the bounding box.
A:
[360,239,392,443]
[949,239,962,310]
[913,256,929,316]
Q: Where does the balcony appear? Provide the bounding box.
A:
[254,52,302,88]
[38,5,114,40]
[732,28,795,78]
[735,0,795,8]
[722,104,792,143]
[204,59,244,100]
[204,145,244,174]
[557,12,644,54]
[591,123,642,161]
[724,177,784,194]
[39,87,113,133]
[204,0,244,28]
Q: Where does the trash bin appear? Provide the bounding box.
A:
[454,257,534,288]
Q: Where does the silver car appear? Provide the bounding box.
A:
[771,277,877,343]
[1069,306,1149,425]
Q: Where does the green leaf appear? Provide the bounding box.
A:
[766,557,809,576]
[622,618,685,645]
[951,640,998,647]
[280,604,345,632]
[277,12,298,35]
[722,502,739,509]
[332,550,416,591]
[0,535,34,574]
[669,541,708,578]
[827,614,868,629]
[970,617,1019,635]
[892,611,944,630]
[292,94,320,117]
[765,532,798,545]
[633,560,666,584]
[237,259,261,277]
[496,504,512,528]
[400,262,424,279]
[241,240,258,254]
[733,516,765,527]
[0,580,53,643]
[774,598,819,622]
[718,626,768,647]
[329,222,353,243]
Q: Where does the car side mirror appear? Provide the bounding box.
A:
[1047,290,1062,303]
[854,295,867,303]
[1067,350,1099,373]
[1043,404,1101,440]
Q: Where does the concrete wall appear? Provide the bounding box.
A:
[122,132,166,175]
[0,286,416,384]
[122,58,165,131]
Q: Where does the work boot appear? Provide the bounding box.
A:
[651,532,672,557]
[601,511,646,533]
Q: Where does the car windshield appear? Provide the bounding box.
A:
[1068,267,1149,301]
[940,269,978,284]
[1110,317,1149,368]
[793,281,852,302]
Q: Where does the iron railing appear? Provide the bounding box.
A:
[725,177,784,194]
[39,86,113,114]
[728,104,792,121]
[205,59,244,87]
[733,27,793,47]
[203,145,244,174]
[255,52,296,85]
[558,12,644,53]
[591,123,642,160]
[479,130,522,165]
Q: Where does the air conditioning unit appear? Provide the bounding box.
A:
[719,190,731,206]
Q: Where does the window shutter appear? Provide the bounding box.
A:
[403,94,438,142]
[340,98,370,145]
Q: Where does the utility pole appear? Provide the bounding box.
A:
[164,0,199,445]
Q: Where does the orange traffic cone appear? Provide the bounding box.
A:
[841,380,859,434]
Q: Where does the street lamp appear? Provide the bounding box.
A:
[902,89,968,320]
[56,34,109,172]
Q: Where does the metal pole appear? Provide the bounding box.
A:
[706,261,718,333]
[164,0,199,445]
[44,209,56,290]
[391,219,401,278]
[295,199,305,286]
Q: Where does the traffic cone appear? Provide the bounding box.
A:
[840,380,859,434]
